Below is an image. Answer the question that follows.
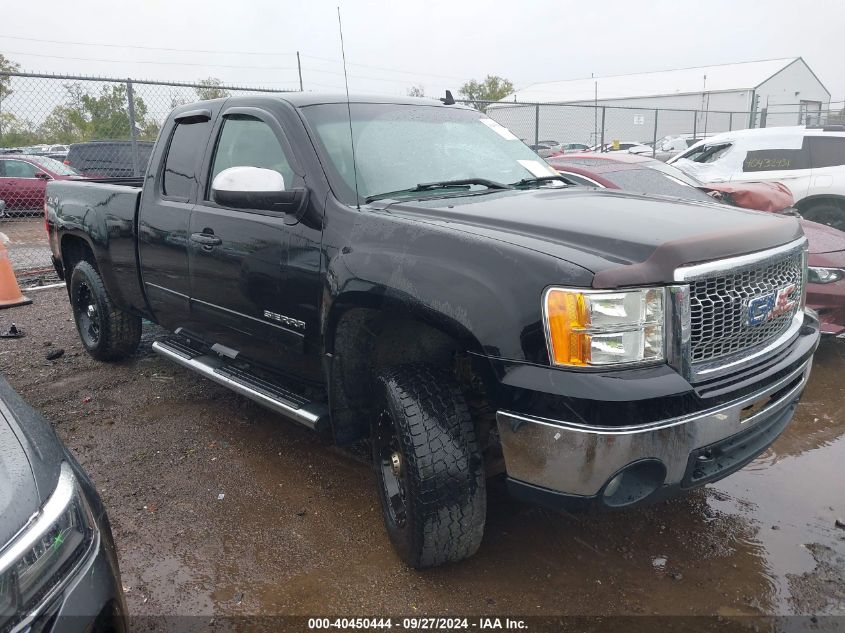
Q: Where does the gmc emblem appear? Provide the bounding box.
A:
[746,283,798,327]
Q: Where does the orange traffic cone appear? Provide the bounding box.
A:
[0,236,32,309]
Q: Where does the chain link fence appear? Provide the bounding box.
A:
[0,71,293,286]
[470,100,843,151]
[0,70,842,286]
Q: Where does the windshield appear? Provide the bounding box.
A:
[301,103,557,204]
[24,154,80,176]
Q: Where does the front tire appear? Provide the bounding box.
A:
[371,364,486,568]
[70,260,141,361]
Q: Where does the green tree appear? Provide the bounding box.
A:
[195,77,230,101]
[0,112,39,146]
[0,54,19,102]
[82,83,149,139]
[36,82,159,143]
[459,75,514,112]
[1,54,21,146]
[407,85,425,98]
[38,83,89,143]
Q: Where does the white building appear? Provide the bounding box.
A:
[488,58,831,147]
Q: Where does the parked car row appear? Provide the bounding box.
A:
[527,140,591,157]
[668,125,845,230]
[0,141,154,216]
[547,151,845,338]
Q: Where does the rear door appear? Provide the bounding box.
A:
[187,106,303,370]
[137,111,215,330]
[730,138,812,201]
[807,135,845,199]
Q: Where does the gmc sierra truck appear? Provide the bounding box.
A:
[46,94,820,568]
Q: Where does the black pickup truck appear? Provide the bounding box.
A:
[46,94,820,568]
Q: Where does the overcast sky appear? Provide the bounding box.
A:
[2,0,844,103]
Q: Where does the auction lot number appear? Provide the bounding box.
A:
[308,618,526,630]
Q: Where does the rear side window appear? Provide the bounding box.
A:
[0,160,38,178]
[163,121,211,199]
[808,137,845,168]
[742,144,810,172]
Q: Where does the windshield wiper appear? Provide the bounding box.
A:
[365,178,512,203]
[510,176,571,189]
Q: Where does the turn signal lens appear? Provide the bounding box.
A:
[545,290,589,365]
[543,287,665,367]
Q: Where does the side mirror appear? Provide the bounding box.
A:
[34,172,51,180]
[211,166,307,214]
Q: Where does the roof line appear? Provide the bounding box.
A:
[756,56,830,99]
[520,56,799,91]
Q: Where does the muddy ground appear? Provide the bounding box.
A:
[1,288,844,624]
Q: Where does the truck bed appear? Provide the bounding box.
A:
[46,178,146,313]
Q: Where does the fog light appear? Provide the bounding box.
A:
[601,460,666,508]
[603,473,623,498]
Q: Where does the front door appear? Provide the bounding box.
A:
[187,109,303,371]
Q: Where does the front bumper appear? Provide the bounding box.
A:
[496,322,818,510]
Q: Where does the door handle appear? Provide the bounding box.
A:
[190,232,222,247]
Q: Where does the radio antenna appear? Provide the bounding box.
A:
[337,6,360,210]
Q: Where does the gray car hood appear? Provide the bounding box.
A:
[0,375,63,547]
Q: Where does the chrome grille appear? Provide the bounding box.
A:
[687,247,804,364]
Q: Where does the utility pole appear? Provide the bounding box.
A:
[593,73,598,146]
[297,51,303,91]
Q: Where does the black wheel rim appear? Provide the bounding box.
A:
[75,281,101,347]
[374,408,407,527]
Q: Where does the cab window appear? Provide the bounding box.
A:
[162,120,212,199]
[0,159,39,178]
[808,137,845,169]
[208,115,294,196]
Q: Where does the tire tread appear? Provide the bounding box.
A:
[375,363,486,568]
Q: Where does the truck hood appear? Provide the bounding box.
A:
[0,376,64,548]
[381,188,803,287]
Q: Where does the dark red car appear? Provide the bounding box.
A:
[0,154,85,212]
[548,152,845,338]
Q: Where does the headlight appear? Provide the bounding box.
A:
[0,463,95,630]
[807,267,844,284]
[543,287,665,367]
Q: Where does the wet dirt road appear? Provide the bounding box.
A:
[1,288,843,622]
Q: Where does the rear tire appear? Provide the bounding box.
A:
[70,260,141,361]
[801,202,845,232]
[371,363,486,568]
